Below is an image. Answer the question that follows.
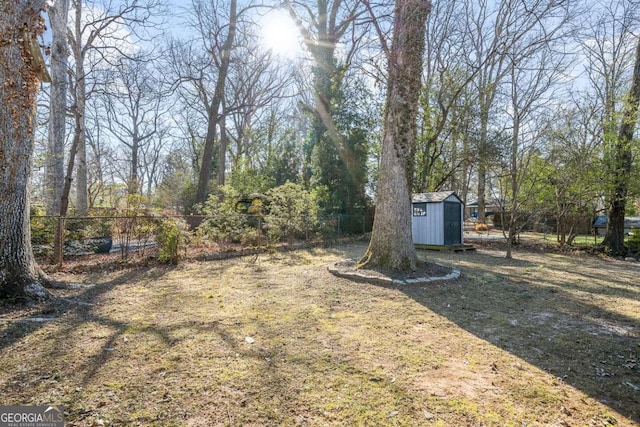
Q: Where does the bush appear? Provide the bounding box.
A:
[265,182,320,243]
[626,229,640,253]
[111,196,163,259]
[240,228,263,247]
[64,208,116,242]
[30,207,54,245]
[157,217,190,264]
[337,214,367,235]
[197,186,250,245]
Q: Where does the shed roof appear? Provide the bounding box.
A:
[412,191,462,204]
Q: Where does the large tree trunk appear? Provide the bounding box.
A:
[45,0,70,216]
[359,0,431,270]
[196,106,219,204]
[0,0,53,302]
[603,38,640,256]
[195,0,237,205]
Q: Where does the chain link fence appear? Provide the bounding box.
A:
[30,213,373,264]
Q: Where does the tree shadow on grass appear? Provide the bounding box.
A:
[3,245,638,424]
[1,262,401,425]
[398,250,640,424]
[0,260,252,422]
[0,266,176,376]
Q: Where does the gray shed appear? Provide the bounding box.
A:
[412,191,464,246]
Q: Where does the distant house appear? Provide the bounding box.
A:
[593,216,640,236]
[412,191,464,246]
[465,197,502,220]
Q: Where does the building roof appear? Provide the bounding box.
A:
[466,197,503,207]
[412,191,462,204]
[594,216,640,228]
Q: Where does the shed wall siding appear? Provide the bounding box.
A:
[412,202,444,245]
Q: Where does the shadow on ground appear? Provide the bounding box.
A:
[2,243,638,425]
[395,248,640,423]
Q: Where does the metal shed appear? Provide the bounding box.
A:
[412,191,464,247]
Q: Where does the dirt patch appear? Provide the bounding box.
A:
[2,242,638,426]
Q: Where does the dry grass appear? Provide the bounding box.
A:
[1,243,638,426]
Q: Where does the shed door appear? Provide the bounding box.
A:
[443,202,461,245]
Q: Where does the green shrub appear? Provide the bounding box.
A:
[626,229,640,253]
[265,182,320,243]
[65,208,115,241]
[197,186,249,245]
[240,228,263,247]
[157,217,189,264]
[30,208,55,245]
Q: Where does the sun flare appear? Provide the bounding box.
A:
[259,10,303,59]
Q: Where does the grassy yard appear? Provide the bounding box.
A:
[519,232,605,246]
[1,243,638,426]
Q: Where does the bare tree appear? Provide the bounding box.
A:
[225,45,296,176]
[415,0,478,196]
[50,0,162,264]
[358,0,431,270]
[501,2,575,258]
[0,0,53,302]
[184,0,240,205]
[464,0,575,224]
[503,62,564,258]
[44,0,71,216]
[102,52,165,195]
[169,0,284,204]
[139,125,171,198]
[66,0,163,214]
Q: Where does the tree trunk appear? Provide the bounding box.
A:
[52,98,83,265]
[195,0,237,205]
[476,104,489,225]
[74,0,89,215]
[217,112,228,187]
[359,0,431,270]
[44,0,70,216]
[603,38,640,256]
[196,106,219,204]
[0,0,53,302]
[286,0,348,193]
[129,132,139,195]
[506,112,520,259]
